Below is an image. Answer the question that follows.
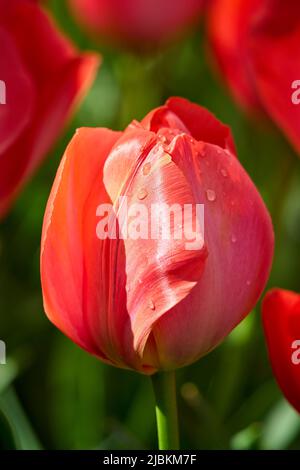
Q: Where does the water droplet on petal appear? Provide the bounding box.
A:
[148,299,156,310]
[142,163,151,176]
[231,234,237,243]
[220,168,228,177]
[246,280,251,286]
[196,146,206,158]
[206,189,216,202]
[137,188,148,200]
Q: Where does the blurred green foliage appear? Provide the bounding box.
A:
[0,0,300,450]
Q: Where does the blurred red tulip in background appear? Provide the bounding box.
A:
[207,0,300,155]
[68,0,205,51]
[0,0,100,218]
[262,289,300,414]
[41,97,274,374]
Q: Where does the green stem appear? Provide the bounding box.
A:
[151,371,180,450]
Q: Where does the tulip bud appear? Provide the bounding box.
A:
[0,0,100,217]
[41,97,274,373]
[262,289,300,413]
[68,0,204,51]
[207,0,300,155]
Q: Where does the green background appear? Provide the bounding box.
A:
[1,0,300,450]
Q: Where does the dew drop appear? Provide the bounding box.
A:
[148,299,156,310]
[137,188,148,200]
[231,234,237,243]
[143,163,151,176]
[197,146,206,158]
[220,168,228,177]
[246,280,251,286]
[206,189,216,202]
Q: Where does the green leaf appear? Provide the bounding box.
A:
[0,359,18,393]
[260,399,300,449]
[0,387,42,450]
[0,409,18,450]
[231,423,261,450]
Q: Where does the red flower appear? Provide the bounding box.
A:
[41,97,274,374]
[0,0,100,217]
[262,289,300,414]
[207,0,300,154]
[68,0,204,51]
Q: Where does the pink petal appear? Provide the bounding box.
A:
[0,28,34,155]
[149,135,274,368]
[41,128,121,366]
[250,0,300,154]
[102,128,207,368]
[0,0,100,217]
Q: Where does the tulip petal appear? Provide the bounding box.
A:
[68,0,204,50]
[166,97,236,154]
[0,28,34,154]
[140,106,190,135]
[262,289,300,414]
[4,0,74,81]
[149,135,274,368]
[42,126,207,373]
[207,0,263,113]
[7,0,100,173]
[0,0,100,217]
[250,0,300,154]
[41,127,121,366]
[103,129,208,366]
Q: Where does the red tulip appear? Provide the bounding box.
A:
[262,289,300,413]
[41,97,274,374]
[67,0,204,51]
[207,0,300,154]
[0,0,100,218]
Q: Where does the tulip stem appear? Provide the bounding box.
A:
[151,371,180,450]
